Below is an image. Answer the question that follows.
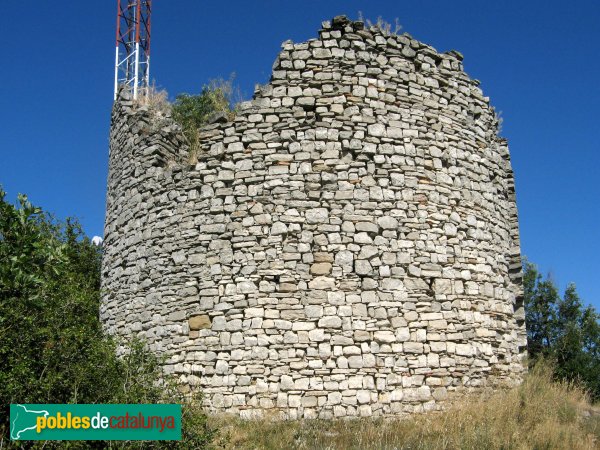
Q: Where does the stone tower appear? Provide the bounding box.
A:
[102,16,526,419]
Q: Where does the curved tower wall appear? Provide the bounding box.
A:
[102,16,526,419]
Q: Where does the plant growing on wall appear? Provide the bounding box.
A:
[172,76,240,162]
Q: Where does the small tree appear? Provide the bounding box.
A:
[523,261,559,358]
[523,261,600,400]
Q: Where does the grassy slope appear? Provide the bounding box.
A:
[211,364,600,450]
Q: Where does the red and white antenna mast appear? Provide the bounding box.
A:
[114,1,152,100]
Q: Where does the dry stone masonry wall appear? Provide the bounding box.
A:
[102,16,526,419]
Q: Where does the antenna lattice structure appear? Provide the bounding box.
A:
[114,0,152,100]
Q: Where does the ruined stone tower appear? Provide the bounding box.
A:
[102,16,526,419]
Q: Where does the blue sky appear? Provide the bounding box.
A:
[0,1,598,310]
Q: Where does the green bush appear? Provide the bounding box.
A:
[171,77,239,161]
[0,189,216,448]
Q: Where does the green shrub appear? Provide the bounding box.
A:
[171,76,239,161]
[0,189,216,448]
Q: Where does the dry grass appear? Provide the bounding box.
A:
[211,364,599,449]
[133,83,172,114]
[187,127,201,165]
[357,12,402,35]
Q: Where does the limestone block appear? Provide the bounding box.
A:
[335,250,354,267]
[348,356,364,368]
[404,342,424,354]
[246,307,265,318]
[237,281,257,294]
[319,316,342,328]
[368,123,386,137]
[377,216,399,230]
[305,208,329,224]
[270,222,288,235]
[310,262,332,275]
[309,329,326,342]
[309,277,335,290]
[305,305,324,318]
[433,278,452,294]
[354,232,373,244]
[374,330,396,343]
[456,343,474,356]
[355,260,373,276]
